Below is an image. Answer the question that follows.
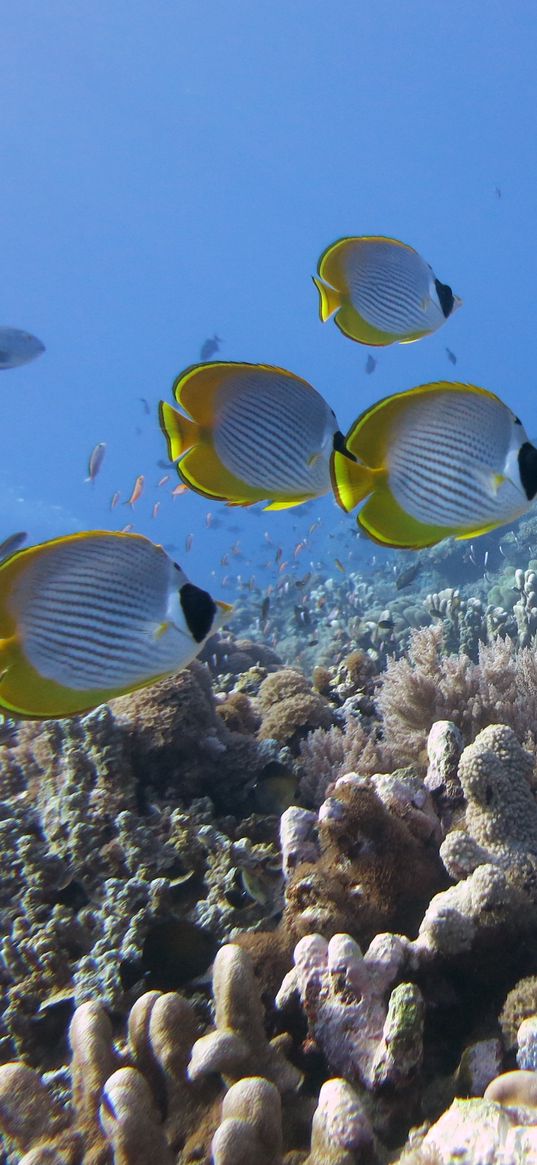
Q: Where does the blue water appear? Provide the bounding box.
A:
[2,1,537,596]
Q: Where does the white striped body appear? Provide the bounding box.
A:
[213,371,338,496]
[8,534,206,691]
[387,391,529,529]
[343,241,445,337]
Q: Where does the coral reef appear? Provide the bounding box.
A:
[8,527,537,1165]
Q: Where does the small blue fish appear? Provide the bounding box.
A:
[0,328,45,370]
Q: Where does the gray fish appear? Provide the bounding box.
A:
[86,442,107,483]
[0,327,45,370]
[0,531,27,562]
[445,347,457,365]
[199,334,222,360]
[365,354,377,374]
[395,561,420,590]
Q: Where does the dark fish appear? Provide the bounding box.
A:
[139,398,151,415]
[495,186,502,199]
[395,561,421,590]
[157,459,173,470]
[365,354,377,374]
[0,327,45,370]
[0,531,27,562]
[445,347,457,365]
[199,334,222,360]
[261,596,270,621]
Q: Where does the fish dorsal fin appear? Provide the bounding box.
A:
[317,235,415,292]
[173,361,310,424]
[343,381,501,465]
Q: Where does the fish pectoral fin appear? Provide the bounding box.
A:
[491,472,506,494]
[330,451,378,512]
[312,276,341,322]
[307,451,321,467]
[154,620,171,640]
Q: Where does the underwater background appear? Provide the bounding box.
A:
[4,2,537,1162]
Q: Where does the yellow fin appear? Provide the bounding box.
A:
[172,361,310,423]
[159,402,199,462]
[312,276,342,322]
[179,444,263,505]
[358,489,457,549]
[330,451,378,513]
[263,496,313,511]
[334,304,401,346]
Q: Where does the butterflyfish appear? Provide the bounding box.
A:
[330,381,537,549]
[313,236,461,346]
[159,362,341,510]
[0,531,231,719]
[0,327,45,370]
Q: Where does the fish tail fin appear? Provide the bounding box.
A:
[159,402,200,461]
[330,450,378,512]
[312,276,342,322]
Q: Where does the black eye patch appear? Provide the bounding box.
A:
[518,442,537,501]
[180,582,217,642]
[434,279,455,318]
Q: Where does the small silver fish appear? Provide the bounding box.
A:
[86,442,107,483]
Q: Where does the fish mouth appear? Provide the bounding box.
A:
[452,295,463,312]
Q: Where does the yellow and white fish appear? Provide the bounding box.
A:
[0,531,231,719]
[313,236,461,346]
[330,382,537,549]
[159,362,341,510]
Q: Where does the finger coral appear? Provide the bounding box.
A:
[187,944,302,1092]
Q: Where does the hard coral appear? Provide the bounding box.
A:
[257,670,333,749]
[276,931,421,1090]
[187,944,302,1093]
[282,771,445,948]
[415,726,537,961]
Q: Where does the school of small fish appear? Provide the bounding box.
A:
[4,224,533,720]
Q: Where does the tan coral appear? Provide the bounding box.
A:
[211,1077,282,1165]
[187,944,302,1092]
